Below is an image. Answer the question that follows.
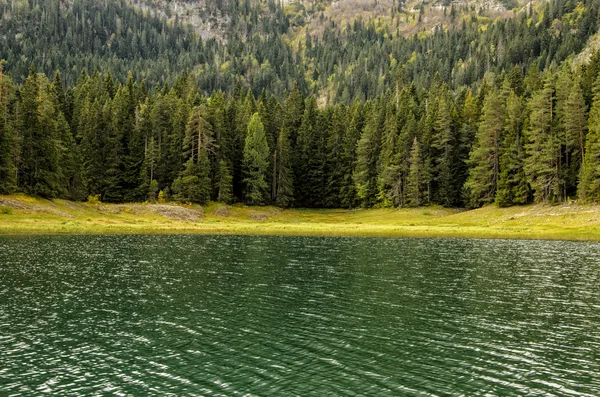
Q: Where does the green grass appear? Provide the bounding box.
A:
[0,194,599,240]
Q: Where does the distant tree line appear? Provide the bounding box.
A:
[0,0,599,103]
[3,59,600,208]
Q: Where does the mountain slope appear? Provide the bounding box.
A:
[0,0,599,102]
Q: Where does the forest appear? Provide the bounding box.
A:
[1,0,599,99]
[2,0,600,208]
[2,56,600,208]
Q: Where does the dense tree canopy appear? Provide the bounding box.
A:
[2,0,600,207]
[1,0,599,102]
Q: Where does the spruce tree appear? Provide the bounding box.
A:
[173,105,213,204]
[406,136,423,207]
[563,80,587,198]
[173,156,211,204]
[432,86,458,206]
[19,66,61,198]
[377,99,400,207]
[555,66,581,199]
[294,97,321,207]
[243,113,270,204]
[465,89,505,207]
[496,92,529,206]
[324,105,346,208]
[354,100,383,208]
[0,64,17,194]
[208,92,232,202]
[216,159,234,203]
[579,74,600,202]
[78,97,107,198]
[524,79,560,203]
[339,101,363,208]
[274,124,294,207]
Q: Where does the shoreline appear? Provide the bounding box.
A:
[1,195,600,241]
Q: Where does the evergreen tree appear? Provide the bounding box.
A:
[354,101,383,208]
[339,101,363,208]
[216,159,234,203]
[432,86,460,206]
[377,99,400,207]
[579,74,600,202]
[172,156,211,204]
[173,105,212,203]
[274,124,294,207]
[563,79,588,198]
[140,136,158,200]
[465,89,505,207]
[103,86,130,202]
[406,136,423,207]
[18,66,61,198]
[294,97,323,207]
[0,64,17,193]
[243,113,270,204]
[496,92,529,206]
[209,92,232,202]
[324,105,346,208]
[78,97,107,197]
[524,79,560,203]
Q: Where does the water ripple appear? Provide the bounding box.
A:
[1,235,600,395]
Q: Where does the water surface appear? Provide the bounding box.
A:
[1,235,600,395]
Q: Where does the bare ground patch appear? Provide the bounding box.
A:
[214,206,232,217]
[249,212,268,221]
[0,197,76,218]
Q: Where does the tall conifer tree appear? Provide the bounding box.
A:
[243,113,270,204]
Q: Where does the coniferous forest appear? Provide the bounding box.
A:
[2,0,600,208]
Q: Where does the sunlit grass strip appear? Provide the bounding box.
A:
[0,194,600,241]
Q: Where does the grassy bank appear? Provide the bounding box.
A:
[1,194,599,240]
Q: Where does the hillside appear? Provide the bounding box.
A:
[131,0,536,41]
[1,0,596,99]
[291,0,530,39]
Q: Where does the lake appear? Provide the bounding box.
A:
[1,235,600,395]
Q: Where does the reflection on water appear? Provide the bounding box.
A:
[1,235,599,395]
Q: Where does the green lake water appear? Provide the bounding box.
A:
[1,235,600,395]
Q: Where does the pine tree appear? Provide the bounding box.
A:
[432,86,459,206]
[139,136,158,198]
[496,92,529,206]
[243,113,270,204]
[216,159,234,203]
[294,96,322,207]
[18,66,61,198]
[173,105,213,204]
[465,89,505,207]
[406,136,423,207]
[208,92,232,202]
[103,85,133,202]
[173,156,211,204]
[339,101,363,208]
[555,66,580,199]
[78,97,107,197]
[324,105,346,208]
[354,100,383,208]
[524,78,561,203]
[48,72,85,199]
[274,124,294,207]
[0,63,17,194]
[579,74,600,202]
[392,114,419,207]
[563,80,587,198]
[377,99,400,207]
